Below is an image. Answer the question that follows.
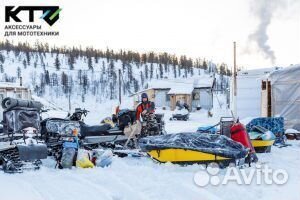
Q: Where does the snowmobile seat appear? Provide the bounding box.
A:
[80,124,112,137]
[117,109,136,130]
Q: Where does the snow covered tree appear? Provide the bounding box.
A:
[23,59,27,69]
[0,64,4,73]
[150,63,154,79]
[159,63,163,78]
[68,54,75,70]
[140,71,144,87]
[54,54,60,70]
[144,64,149,79]
[16,67,21,78]
[173,65,177,78]
[133,78,139,92]
[88,56,93,71]
[203,60,208,70]
[82,74,89,94]
[45,70,50,85]
[50,73,58,86]
[0,52,4,63]
[25,51,30,65]
[61,72,68,94]
[127,63,133,83]
[184,68,188,78]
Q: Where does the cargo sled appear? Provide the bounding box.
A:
[139,132,248,166]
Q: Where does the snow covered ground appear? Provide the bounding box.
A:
[0,96,299,200]
[0,139,299,200]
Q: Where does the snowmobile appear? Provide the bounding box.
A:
[41,108,166,159]
[248,126,275,153]
[0,98,48,173]
[170,102,190,121]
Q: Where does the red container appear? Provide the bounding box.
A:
[230,123,255,153]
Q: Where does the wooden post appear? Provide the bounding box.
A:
[20,76,23,86]
[233,42,237,118]
[118,69,122,105]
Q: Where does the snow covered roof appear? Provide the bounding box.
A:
[133,76,214,96]
[168,84,194,94]
[192,76,214,88]
[269,64,300,81]
[237,67,281,77]
[0,82,29,89]
[148,79,177,89]
[147,76,214,90]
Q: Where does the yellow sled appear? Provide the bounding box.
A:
[140,133,249,166]
[148,148,235,165]
[251,140,275,153]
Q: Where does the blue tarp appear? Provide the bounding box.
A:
[197,126,218,134]
[246,117,285,144]
[246,117,284,134]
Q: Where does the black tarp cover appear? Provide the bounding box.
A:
[3,107,40,133]
[139,132,248,159]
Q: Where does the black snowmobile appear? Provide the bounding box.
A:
[0,98,48,173]
[170,102,190,121]
[41,108,166,158]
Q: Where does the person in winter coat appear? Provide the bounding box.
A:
[136,93,155,121]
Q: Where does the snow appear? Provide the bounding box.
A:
[285,129,300,134]
[147,76,214,91]
[0,94,299,200]
[0,142,299,200]
[192,75,215,88]
[0,50,299,200]
[0,81,26,89]
[238,67,280,77]
[167,84,194,94]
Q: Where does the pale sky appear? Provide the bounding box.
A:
[1,0,300,69]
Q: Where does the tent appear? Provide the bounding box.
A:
[269,65,300,129]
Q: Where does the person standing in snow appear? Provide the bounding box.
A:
[136,93,155,121]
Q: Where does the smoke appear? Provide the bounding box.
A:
[248,0,286,64]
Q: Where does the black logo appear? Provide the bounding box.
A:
[5,6,62,26]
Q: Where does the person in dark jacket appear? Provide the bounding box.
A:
[136,93,155,121]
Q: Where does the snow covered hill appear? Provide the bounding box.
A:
[0,46,229,123]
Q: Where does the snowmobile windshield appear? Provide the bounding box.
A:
[251,126,268,133]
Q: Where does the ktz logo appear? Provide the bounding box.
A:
[5,6,62,26]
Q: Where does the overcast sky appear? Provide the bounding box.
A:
[1,0,300,69]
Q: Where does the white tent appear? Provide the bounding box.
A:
[231,67,279,119]
[269,65,300,129]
